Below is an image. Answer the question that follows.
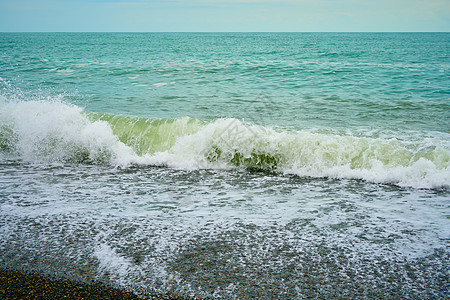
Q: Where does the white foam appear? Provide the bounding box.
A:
[94,243,132,279]
[0,99,138,165]
[138,118,448,189]
[1,99,448,189]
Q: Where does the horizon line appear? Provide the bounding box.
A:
[1,31,449,33]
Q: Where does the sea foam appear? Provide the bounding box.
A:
[1,99,448,189]
[0,99,136,165]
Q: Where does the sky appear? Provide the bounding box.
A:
[0,0,449,32]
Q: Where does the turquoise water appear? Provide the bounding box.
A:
[0,33,449,298]
[2,33,449,132]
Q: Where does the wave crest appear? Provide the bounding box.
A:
[0,100,135,164]
[0,99,448,189]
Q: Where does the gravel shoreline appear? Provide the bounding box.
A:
[0,268,188,300]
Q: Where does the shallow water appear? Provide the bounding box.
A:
[1,161,448,297]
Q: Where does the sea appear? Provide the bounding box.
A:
[0,32,449,298]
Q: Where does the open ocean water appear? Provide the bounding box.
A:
[0,32,449,298]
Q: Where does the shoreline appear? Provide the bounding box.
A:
[0,267,187,300]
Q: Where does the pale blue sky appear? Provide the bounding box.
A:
[1,0,449,32]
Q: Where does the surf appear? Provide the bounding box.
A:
[0,99,449,189]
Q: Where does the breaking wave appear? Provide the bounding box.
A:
[1,99,449,189]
